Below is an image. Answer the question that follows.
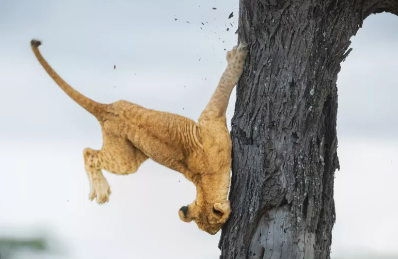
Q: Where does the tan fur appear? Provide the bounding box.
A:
[30,39,248,234]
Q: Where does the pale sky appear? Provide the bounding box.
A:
[0,1,397,259]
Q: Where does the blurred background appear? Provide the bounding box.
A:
[0,0,397,258]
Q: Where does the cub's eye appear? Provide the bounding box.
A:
[213,207,222,216]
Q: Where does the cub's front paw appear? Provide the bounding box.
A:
[226,46,238,62]
[89,177,111,204]
[226,43,248,63]
[235,43,248,62]
[226,43,248,81]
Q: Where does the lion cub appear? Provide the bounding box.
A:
[31,40,248,234]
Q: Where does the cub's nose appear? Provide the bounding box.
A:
[179,206,188,217]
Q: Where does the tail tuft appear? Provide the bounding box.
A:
[31,39,42,48]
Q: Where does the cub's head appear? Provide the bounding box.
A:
[178,201,231,235]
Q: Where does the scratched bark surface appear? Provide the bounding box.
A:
[219,1,398,259]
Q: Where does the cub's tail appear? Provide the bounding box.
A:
[30,39,109,120]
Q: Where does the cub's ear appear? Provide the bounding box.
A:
[213,202,231,223]
[179,206,193,222]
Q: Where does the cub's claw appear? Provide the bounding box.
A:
[238,42,248,50]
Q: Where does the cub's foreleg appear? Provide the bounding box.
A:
[199,43,248,122]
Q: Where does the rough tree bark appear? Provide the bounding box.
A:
[219,1,398,259]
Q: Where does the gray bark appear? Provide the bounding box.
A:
[219,1,398,259]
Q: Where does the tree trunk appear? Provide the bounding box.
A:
[219,1,398,259]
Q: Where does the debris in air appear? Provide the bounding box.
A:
[226,28,229,31]
[201,22,204,25]
[213,7,217,10]
[175,18,177,21]
[228,12,234,19]
[114,65,116,69]
[186,21,190,24]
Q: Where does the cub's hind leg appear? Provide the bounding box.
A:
[83,132,148,204]
[83,148,111,204]
[100,133,148,176]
